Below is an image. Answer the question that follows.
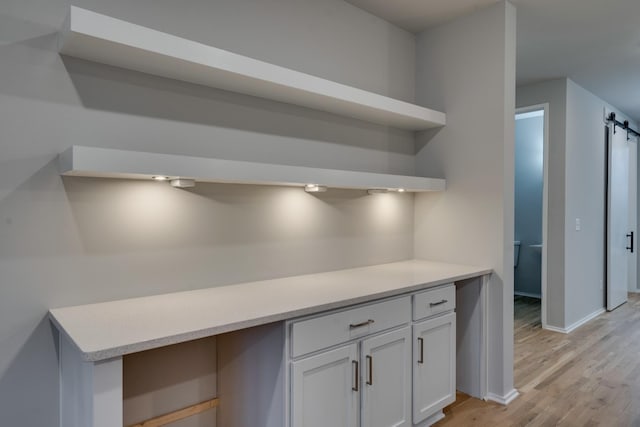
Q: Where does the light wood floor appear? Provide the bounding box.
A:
[436,294,640,426]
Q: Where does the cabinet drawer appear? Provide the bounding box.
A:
[413,284,455,320]
[291,296,411,358]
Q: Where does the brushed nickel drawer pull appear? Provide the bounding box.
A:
[366,355,373,385]
[429,299,448,307]
[352,360,359,391]
[349,319,375,329]
[418,337,424,364]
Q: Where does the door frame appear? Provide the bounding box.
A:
[515,103,549,328]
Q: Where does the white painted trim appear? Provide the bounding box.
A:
[480,274,490,400]
[515,104,549,329]
[485,388,519,405]
[542,308,605,334]
[516,110,543,120]
[514,291,541,299]
[542,324,566,334]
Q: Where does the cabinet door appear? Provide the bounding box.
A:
[413,312,456,424]
[361,327,411,427]
[291,344,359,427]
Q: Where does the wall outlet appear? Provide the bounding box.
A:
[575,218,581,231]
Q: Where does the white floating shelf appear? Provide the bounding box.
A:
[59,146,446,192]
[59,6,446,130]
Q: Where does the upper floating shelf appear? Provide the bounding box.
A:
[59,146,446,192]
[59,6,446,131]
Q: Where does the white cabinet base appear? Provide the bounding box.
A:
[59,336,122,427]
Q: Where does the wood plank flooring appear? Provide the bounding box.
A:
[436,294,640,426]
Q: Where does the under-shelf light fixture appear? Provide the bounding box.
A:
[367,189,389,195]
[370,188,407,194]
[304,184,327,193]
[152,175,170,181]
[170,178,196,188]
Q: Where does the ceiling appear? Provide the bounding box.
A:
[346,0,640,122]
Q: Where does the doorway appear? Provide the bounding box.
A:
[514,105,549,327]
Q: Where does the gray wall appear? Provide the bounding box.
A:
[414,1,516,399]
[563,80,607,325]
[514,115,544,297]
[564,80,636,324]
[0,1,418,425]
[517,78,638,328]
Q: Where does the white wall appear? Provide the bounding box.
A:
[414,1,516,400]
[517,78,639,328]
[0,1,418,425]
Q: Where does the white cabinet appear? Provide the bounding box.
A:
[290,327,412,427]
[291,344,359,427]
[291,297,411,358]
[361,328,412,427]
[288,296,412,427]
[288,286,458,427]
[52,265,492,427]
[412,311,456,424]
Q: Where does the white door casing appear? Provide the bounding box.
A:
[628,139,638,292]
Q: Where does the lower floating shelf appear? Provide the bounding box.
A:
[59,145,446,192]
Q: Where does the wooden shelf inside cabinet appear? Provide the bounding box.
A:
[58,6,446,130]
[58,146,447,192]
[127,398,219,427]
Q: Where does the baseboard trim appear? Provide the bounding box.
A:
[542,308,605,334]
[542,324,566,333]
[415,410,445,426]
[514,291,541,299]
[486,389,519,405]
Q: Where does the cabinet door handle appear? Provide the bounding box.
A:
[627,231,634,253]
[429,299,448,307]
[349,319,375,329]
[352,360,359,391]
[417,337,424,364]
[366,355,373,385]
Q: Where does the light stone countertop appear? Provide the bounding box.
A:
[49,259,492,361]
